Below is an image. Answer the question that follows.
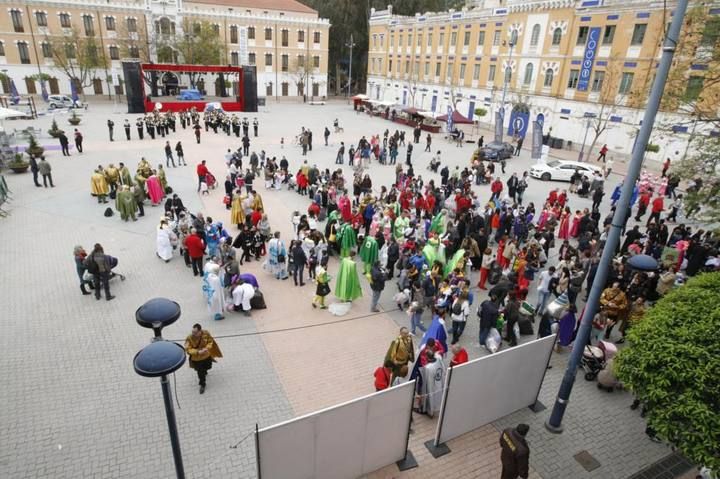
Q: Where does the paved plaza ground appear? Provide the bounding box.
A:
[0,99,682,478]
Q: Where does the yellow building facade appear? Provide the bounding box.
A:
[0,0,329,99]
[368,0,719,157]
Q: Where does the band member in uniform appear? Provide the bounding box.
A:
[242,117,249,137]
[124,119,131,140]
[253,118,259,137]
[136,117,144,139]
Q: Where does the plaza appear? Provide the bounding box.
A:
[0,98,693,479]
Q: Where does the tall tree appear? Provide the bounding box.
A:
[44,28,107,92]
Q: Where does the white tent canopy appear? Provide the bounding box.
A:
[0,107,28,120]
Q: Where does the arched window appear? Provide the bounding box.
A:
[530,24,541,46]
[552,27,562,46]
[523,63,534,85]
[544,68,554,87]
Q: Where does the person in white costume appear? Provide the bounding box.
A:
[231,280,255,316]
[156,217,177,262]
[202,262,225,321]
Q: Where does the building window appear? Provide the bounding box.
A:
[450,32,457,46]
[313,31,320,43]
[435,62,441,76]
[248,26,255,39]
[700,17,720,46]
[11,10,23,32]
[567,69,580,88]
[129,45,139,58]
[297,54,305,67]
[265,27,272,41]
[523,63,533,85]
[425,62,430,76]
[298,30,305,43]
[313,55,320,68]
[576,26,589,45]
[126,17,136,32]
[372,34,377,48]
[552,27,562,45]
[631,24,647,45]
[388,59,392,73]
[488,64,496,82]
[406,34,411,46]
[105,16,116,31]
[0,41,4,56]
[459,63,466,79]
[544,68,553,87]
[591,71,605,92]
[602,25,615,45]
[446,62,454,81]
[404,60,410,74]
[65,43,76,59]
[229,26,238,44]
[35,11,48,27]
[60,13,72,29]
[390,35,394,47]
[231,51,239,66]
[83,14,94,36]
[477,31,485,46]
[439,32,444,46]
[473,64,480,80]
[417,34,422,46]
[109,45,119,60]
[399,35,403,46]
[281,29,288,47]
[266,83,272,96]
[248,52,256,65]
[530,24,541,46]
[463,31,471,46]
[212,24,220,36]
[379,34,384,46]
[281,82,288,96]
[685,76,704,100]
[492,31,500,46]
[18,41,31,64]
[618,72,634,94]
[427,33,432,47]
[265,53,272,66]
[281,54,288,71]
[41,42,52,58]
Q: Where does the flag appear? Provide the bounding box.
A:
[70,81,79,104]
[9,79,20,105]
[40,80,49,102]
[531,120,543,160]
[410,314,448,381]
[446,105,454,133]
[494,110,503,143]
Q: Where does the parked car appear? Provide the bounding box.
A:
[47,95,83,109]
[477,142,514,162]
[529,160,601,182]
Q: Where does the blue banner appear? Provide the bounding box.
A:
[577,27,601,91]
[507,110,530,138]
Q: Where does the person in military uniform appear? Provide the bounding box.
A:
[232,115,240,137]
[253,117,259,137]
[242,117,249,137]
[500,424,530,479]
[180,110,187,129]
[107,119,115,141]
[124,119,131,140]
[136,117,144,140]
[147,116,155,139]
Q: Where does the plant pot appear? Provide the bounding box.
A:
[68,118,81,126]
[9,165,29,173]
[48,130,64,138]
[27,147,44,158]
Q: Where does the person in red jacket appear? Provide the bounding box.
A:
[424,192,436,215]
[414,193,426,217]
[455,192,471,214]
[196,161,209,192]
[184,228,206,276]
[491,177,503,200]
[373,361,393,391]
[308,201,320,217]
[647,196,664,226]
[635,191,651,221]
[450,344,469,367]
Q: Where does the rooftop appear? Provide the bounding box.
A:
[186,0,317,15]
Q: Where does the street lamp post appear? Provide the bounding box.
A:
[346,34,356,99]
[498,30,517,143]
[545,0,689,433]
[133,298,186,479]
[577,116,593,162]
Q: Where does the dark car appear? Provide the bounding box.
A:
[478,142,514,161]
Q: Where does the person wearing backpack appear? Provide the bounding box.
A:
[84,243,115,301]
[478,293,499,347]
[450,291,470,344]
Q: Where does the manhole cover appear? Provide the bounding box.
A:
[574,450,601,472]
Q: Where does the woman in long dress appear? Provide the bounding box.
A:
[557,208,571,240]
[266,231,288,280]
[202,262,225,321]
[335,256,362,302]
[156,218,176,262]
[146,170,164,205]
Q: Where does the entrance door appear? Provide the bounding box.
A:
[312,83,319,97]
[467,101,475,121]
[402,90,407,105]
[281,82,288,96]
[431,95,437,112]
[49,78,59,94]
[92,78,103,95]
[25,77,37,94]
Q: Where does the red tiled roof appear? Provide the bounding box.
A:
[186,0,317,14]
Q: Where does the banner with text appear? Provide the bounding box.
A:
[577,27,601,91]
[531,121,543,159]
[507,110,530,139]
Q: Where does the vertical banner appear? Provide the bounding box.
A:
[577,27,601,91]
[531,121,543,160]
[507,110,530,138]
[494,110,503,143]
[238,26,249,65]
[446,105,454,133]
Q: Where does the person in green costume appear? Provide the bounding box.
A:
[157,164,168,192]
[359,234,378,274]
[430,209,447,235]
[393,213,409,240]
[338,223,357,257]
[118,162,134,187]
[335,256,363,302]
[115,185,138,221]
[444,248,466,277]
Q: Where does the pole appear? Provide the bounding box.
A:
[578,118,591,162]
[25,5,44,101]
[96,11,112,100]
[498,33,516,143]
[347,34,354,99]
[161,375,185,478]
[545,0,689,433]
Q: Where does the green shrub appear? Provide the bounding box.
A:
[645,143,660,153]
[615,272,720,471]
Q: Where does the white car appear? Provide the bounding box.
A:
[529,160,601,182]
[47,95,83,109]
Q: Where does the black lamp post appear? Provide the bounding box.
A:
[133,298,185,479]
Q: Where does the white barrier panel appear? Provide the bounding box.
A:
[435,335,556,445]
[257,380,415,479]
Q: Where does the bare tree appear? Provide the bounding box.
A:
[290,54,311,102]
[582,62,629,162]
[45,28,107,92]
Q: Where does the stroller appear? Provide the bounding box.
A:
[108,255,126,282]
[205,172,218,190]
[581,340,617,381]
